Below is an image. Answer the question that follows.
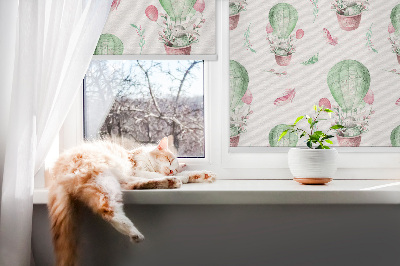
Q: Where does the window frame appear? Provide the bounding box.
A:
[58,0,400,181]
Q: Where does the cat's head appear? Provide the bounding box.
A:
[149,137,180,176]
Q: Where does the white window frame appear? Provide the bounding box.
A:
[58,0,400,181]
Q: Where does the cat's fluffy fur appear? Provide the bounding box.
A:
[48,137,216,266]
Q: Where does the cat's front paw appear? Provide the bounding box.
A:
[130,232,145,243]
[177,163,187,173]
[186,171,217,183]
[203,171,217,183]
[166,177,182,189]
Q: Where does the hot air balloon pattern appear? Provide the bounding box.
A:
[145,0,207,55]
[229,0,248,30]
[389,4,400,64]
[266,3,304,66]
[390,125,400,146]
[94,34,124,55]
[230,60,253,147]
[319,98,332,109]
[327,60,374,147]
[269,124,298,147]
[331,0,369,31]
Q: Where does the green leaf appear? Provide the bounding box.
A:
[294,116,304,125]
[321,135,334,140]
[131,24,138,29]
[310,134,318,141]
[308,118,313,125]
[331,124,344,130]
[325,139,333,144]
[310,120,319,128]
[314,131,323,137]
[324,109,333,113]
[300,132,306,138]
[278,130,288,141]
[307,140,313,149]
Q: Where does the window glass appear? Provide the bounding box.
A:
[84,60,204,158]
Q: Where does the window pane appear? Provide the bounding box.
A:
[84,60,204,158]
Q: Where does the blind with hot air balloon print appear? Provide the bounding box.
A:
[230,1,400,148]
[95,0,215,58]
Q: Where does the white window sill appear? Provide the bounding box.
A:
[33,180,400,205]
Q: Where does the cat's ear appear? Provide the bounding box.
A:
[167,135,178,155]
[157,137,168,151]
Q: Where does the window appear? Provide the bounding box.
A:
[83,60,205,158]
[55,0,400,182]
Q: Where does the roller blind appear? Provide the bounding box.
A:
[94,0,216,59]
[229,0,400,148]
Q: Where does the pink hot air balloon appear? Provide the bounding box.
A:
[389,23,395,34]
[319,98,331,109]
[194,0,205,13]
[296,29,304,39]
[145,5,158,22]
[242,89,253,105]
[266,23,274,34]
[363,89,374,105]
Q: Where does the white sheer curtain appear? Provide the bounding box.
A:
[0,0,112,265]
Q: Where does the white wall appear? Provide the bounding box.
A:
[33,204,400,266]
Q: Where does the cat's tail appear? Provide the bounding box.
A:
[48,183,78,266]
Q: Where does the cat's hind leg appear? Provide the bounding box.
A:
[75,172,144,243]
[121,176,182,190]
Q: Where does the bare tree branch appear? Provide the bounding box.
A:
[137,60,162,115]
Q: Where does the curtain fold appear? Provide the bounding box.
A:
[0,0,112,265]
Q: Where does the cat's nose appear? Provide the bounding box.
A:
[169,170,173,175]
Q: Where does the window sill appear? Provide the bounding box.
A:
[33,180,400,205]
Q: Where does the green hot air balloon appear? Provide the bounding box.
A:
[159,0,197,23]
[230,60,249,111]
[269,124,298,147]
[269,3,298,39]
[391,4,400,34]
[327,60,370,113]
[94,34,124,55]
[391,125,400,146]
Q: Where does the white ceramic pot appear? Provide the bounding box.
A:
[288,148,338,185]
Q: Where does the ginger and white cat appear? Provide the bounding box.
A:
[48,137,216,266]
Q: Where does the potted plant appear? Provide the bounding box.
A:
[279,105,343,185]
[331,101,374,146]
[230,106,253,147]
[145,0,206,55]
[327,60,374,146]
[389,5,400,64]
[230,60,252,147]
[229,0,247,30]
[266,3,304,66]
[331,0,369,31]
